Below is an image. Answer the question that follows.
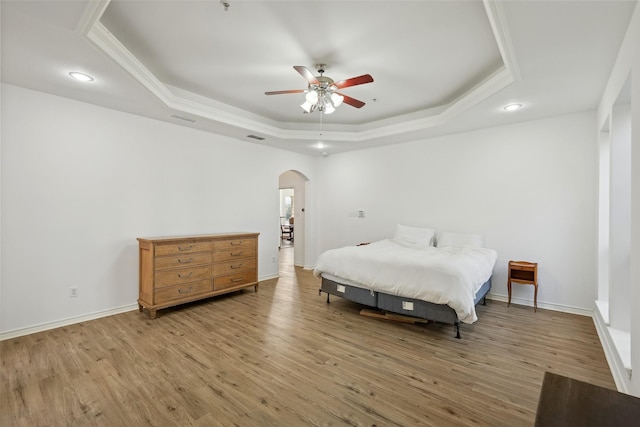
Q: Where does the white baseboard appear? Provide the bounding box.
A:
[0,303,139,341]
[593,301,631,394]
[2,276,282,341]
[487,293,593,317]
[0,287,602,341]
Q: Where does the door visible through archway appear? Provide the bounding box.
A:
[278,170,309,269]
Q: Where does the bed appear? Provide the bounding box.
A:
[313,225,497,338]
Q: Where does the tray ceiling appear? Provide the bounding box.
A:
[1,1,636,155]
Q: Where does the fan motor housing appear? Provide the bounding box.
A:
[313,75,335,90]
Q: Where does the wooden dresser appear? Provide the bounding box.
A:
[137,232,259,318]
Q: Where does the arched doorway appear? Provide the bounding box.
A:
[278,170,309,268]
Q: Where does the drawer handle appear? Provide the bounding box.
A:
[231,264,243,269]
[178,258,193,264]
[231,278,243,283]
[178,286,193,294]
[230,241,242,246]
[178,245,193,252]
[231,252,242,256]
[178,272,193,279]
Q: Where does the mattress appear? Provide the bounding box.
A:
[314,239,497,323]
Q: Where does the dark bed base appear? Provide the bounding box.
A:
[319,276,491,339]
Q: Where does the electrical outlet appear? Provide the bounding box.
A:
[70,287,78,297]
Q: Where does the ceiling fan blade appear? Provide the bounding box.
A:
[333,74,374,90]
[340,94,366,109]
[265,89,305,95]
[294,66,320,85]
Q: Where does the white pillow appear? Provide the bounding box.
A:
[393,224,435,250]
[436,231,484,248]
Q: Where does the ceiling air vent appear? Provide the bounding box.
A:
[246,135,265,141]
[169,114,196,123]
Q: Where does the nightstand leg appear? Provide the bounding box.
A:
[507,280,512,307]
[534,284,538,312]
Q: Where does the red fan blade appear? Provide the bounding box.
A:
[294,66,320,85]
[340,94,366,108]
[265,89,305,95]
[333,74,373,90]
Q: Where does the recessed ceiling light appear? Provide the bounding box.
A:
[504,103,522,111]
[314,142,326,149]
[68,71,94,82]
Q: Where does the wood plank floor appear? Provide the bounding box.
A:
[1,247,614,426]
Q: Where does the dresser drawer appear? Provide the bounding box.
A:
[155,241,212,257]
[155,252,212,270]
[213,269,257,291]
[214,249,255,262]
[213,259,255,277]
[155,279,212,304]
[213,238,256,252]
[155,265,212,288]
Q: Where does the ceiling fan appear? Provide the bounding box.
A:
[265,64,374,114]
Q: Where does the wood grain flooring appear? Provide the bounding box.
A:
[1,247,614,426]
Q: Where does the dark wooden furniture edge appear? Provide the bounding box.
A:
[535,371,640,426]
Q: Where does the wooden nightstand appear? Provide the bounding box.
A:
[508,260,538,311]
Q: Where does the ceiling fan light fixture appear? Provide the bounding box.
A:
[266,65,373,115]
[323,103,335,115]
[331,93,344,107]
[305,90,319,104]
[300,101,313,113]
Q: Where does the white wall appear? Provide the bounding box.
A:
[595,0,640,397]
[632,55,640,398]
[609,104,631,332]
[597,127,610,303]
[315,112,598,313]
[0,83,316,336]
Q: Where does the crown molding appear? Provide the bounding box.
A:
[79,0,519,143]
[75,0,110,36]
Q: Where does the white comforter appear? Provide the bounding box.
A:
[313,239,497,324]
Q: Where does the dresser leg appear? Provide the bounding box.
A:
[254,284,259,292]
[138,303,143,312]
[149,309,157,319]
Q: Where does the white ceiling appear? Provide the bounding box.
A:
[1,1,636,156]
